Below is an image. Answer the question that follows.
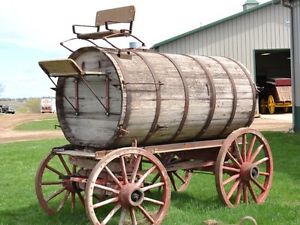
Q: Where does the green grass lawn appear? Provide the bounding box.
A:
[14,118,59,131]
[0,132,299,225]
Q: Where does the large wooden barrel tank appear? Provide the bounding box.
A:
[56,47,256,149]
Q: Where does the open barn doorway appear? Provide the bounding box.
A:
[254,49,291,114]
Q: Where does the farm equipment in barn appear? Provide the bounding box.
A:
[35,5,273,225]
[260,78,292,114]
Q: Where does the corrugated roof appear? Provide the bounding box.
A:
[152,1,273,49]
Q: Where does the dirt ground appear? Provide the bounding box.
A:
[0,112,293,144]
[250,113,293,132]
[0,113,63,144]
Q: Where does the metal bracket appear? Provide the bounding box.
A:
[39,59,111,116]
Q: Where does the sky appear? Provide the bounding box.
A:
[0,0,270,98]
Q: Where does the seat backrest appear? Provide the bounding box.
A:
[95,5,135,27]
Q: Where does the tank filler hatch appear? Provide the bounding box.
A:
[39,59,111,116]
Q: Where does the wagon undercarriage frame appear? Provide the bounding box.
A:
[35,127,273,225]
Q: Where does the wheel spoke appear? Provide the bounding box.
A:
[105,166,122,188]
[137,205,155,224]
[150,173,160,185]
[131,155,142,183]
[144,197,164,205]
[136,165,157,187]
[242,134,247,162]
[120,156,128,184]
[227,151,241,167]
[102,204,121,225]
[247,182,258,203]
[173,171,186,184]
[119,208,127,225]
[254,157,269,166]
[130,207,137,225]
[246,135,256,161]
[93,197,118,209]
[227,179,240,200]
[235,184,242,205]
[223,173,240,186]
[57,190,70,212]
[46,187,66,202]
[243,183,248,204]
[45,165,64,177]
[233,140,243,163]
[76,191,85,206]
[42,181,63,186]
[259,171,270,176]
[250,144,264,163]
[222,165,240,173]
[71,192,75,212]
[141,182,164,192]
[251,177,266,192]
[94,184,120,194]
[58,155,71,175]
[168,173,177,191]
[72,165,76,174]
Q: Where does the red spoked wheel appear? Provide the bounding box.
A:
[215,128,273,207]
[85,148,171,225]
[35,150,85,215]
[158,153,192,192]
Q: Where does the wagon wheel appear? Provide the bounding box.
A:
[85,148,171,225]
[35,150,85,215]
[215,128,273,208]
[259,98,267,114]
[267,95,276,114]
[158,153,192,192]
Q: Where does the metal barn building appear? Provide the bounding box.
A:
[153,1,292,112]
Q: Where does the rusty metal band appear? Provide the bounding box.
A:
[109,53,131,132]
[226,57,257,127]
[208,56,238,137]
[158,53,189,141]
[133,52,161,145]
[183,55,216,138]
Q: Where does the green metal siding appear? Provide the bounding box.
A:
[153,1,273,49]
[153,3,290,78]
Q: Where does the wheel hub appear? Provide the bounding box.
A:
[119,183,144,207]
[59,175,80,192]
[240,163,259,181]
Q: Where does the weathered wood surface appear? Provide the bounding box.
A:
[55,47,255,149]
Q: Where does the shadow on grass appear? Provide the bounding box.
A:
[0,203,88,225]
[0,191,222,225]
[171,191,222,210]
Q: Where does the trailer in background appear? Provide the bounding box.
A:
[40,97,56,113]
[260,78,292,114]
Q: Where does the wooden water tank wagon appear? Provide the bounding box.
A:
[35,5,273,225]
